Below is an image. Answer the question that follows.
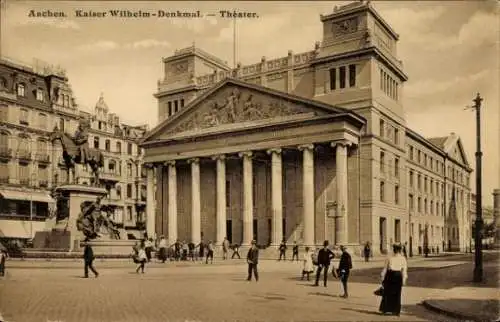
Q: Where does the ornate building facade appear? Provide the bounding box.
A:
[0,58,151,242]
[142,1,472,254]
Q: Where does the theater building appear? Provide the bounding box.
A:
[140,1,472,254]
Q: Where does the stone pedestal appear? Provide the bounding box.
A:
[37,185,107,252]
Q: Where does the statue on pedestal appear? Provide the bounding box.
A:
[50,118,104,186]
[76,196,121,240]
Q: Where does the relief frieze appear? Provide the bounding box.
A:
[166,86,321,135]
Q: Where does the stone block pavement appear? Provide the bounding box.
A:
[0,254,479,322]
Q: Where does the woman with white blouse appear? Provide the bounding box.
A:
[379,243,408,316]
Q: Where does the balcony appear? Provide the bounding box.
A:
[0,147,12,159]
[17,150,32,161]
[35,153,50,163]
[100,171,121,182]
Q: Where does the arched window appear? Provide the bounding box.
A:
[17,83,26,96]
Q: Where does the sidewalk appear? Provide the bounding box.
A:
[422,260,500,322]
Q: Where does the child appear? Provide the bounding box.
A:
[301,247,314,281]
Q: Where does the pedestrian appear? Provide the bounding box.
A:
[206,241,214,264]
[158,236,168,263]
[198,240,205,261]
[135,240,147,274]
[231,243,241,259]
[278,239,287,261]
[222,237,230,260]
[292,241,299,262]
[0,249,8,277]
[363,242,371,262]
[188,241,196,261]
[182,241,189,260]
[174,239,181,261]
[337,246,353,298]
[246,240,259,281]
[145,238,153,262]
[379,243,408,316]
[402,242,408,258]
[314,240,335,287]
[301,247,314,281]
[83,239,99,278]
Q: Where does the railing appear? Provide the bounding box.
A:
[0,147,12,158]
[17,150,32,161]
[35,153,50,163]
[100,171,121,181]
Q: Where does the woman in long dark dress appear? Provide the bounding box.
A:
[379,244,408,316]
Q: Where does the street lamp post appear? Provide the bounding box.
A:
[409,210,413,257]
[470,93,484,283]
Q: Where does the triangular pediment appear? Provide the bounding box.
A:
[445,136,470,168]
[143,78,349,142]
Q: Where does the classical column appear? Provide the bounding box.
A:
[166,160,178,244]
[332,141,349,245]
[188,158,201,245]
[239,151,253,245]
[146,164,156,237]
[212,154,227,246]
[299,144,315,247]
[267,148,283,246]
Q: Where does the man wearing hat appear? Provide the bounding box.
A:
[246,240,259,282]
[337,245,353,298]
[314,240,335,287]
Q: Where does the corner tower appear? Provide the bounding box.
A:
[312,1,408,127]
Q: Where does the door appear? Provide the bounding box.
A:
[226,220,232,243]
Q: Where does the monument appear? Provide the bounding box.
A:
[33,118,134,254]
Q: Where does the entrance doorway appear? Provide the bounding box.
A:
[226,219,232,243]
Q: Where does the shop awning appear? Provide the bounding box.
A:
[0,189,55,203]
[0,220,32,238]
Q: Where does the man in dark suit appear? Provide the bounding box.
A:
[246,240,259,282]
[314,240,335,287]
[83,239,99,278]
[337,245,353,298]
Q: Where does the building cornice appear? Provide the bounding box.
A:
[154,84,198,98]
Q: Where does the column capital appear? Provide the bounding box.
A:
[266,148,282,155]
[187,157,200,165]
[238,151,253,158]
[331,140,355,149]
[164,160,176,167]
[211,154,226,161]
[298,144,314,151]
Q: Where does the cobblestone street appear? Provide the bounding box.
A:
[0,258,465,322]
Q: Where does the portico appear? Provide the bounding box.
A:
[141,78,365,248]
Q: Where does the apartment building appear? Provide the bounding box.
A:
[0,58,150,242]
[144,1,472,254]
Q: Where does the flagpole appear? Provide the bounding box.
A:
[233,14,236,69]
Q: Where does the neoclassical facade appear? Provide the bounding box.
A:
[143,1,472,254]
[142,79,365,248]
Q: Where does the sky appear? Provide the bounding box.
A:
[1,0,499,206]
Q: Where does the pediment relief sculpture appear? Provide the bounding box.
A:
[167,87,323,135]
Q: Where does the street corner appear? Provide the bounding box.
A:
[423,298,500,322]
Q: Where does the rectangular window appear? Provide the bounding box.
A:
[38,113,47,130]
[105,140,110,152]
[409,146,414,160]
[127,206,133,221]
[339,66,346,89]
[430,201,434,214]
[409,194,414,210]
[17,84,25,97]
[225,180,230,208]
[424,177,428,192]
[417,197,421,212]
[180,98,185,108]
[417,174,421,190]
[424,199,427,214]
[127,184,132,198]
[409,171,414,187]
[394,158,399,177]
[394,128,399,145]
[168,102,172,116]
[127,143,133,155]
[127,163,132,177]
[380,181,385,202]
[379,119,385,137]
[20,108,29,125]
[36,89,44,101]
[93,137,99,149]
[395,185,399,204]
[348,64,356,87]
[329,68,336,90]
[395,219,401,243]
[59,118,65,132]
[174,100,179,113]
[380,151,385,172]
